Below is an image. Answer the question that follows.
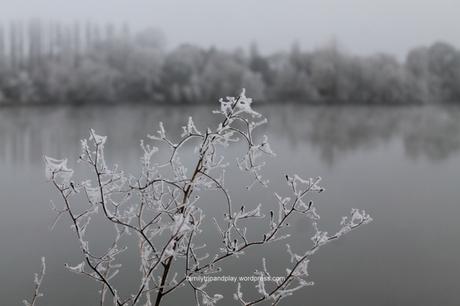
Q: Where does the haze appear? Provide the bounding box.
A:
[0,0,459,57]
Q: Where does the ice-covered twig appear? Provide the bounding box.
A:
[23,257,46,306]
[41,89,371,306]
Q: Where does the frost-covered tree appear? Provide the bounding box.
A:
[42,89,371,305]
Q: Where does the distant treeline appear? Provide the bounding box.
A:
[0,20,459,105]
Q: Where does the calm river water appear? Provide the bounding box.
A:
[1,104,459,305]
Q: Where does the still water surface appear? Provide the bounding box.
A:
[1,105,459,305]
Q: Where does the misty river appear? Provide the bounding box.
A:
[1,104,459,305]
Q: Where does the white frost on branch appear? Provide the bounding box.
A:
[171,213,193,235]
[23,257,46,306]
[181,116,202,137]
[44,156,73,184]
[89,129,107,145]
[202,293,224,306]
[41,89,371,306]
[65,262,85,274]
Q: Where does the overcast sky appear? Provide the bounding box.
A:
[0,0,458,58]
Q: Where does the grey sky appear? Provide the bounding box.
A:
[0,0,459,58]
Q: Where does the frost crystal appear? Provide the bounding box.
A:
[234,88,261,118]
[89,129,107,145]
[172,214,192,235]
[44,156,73,184]
[41,89,371,306]
[181,116,202,137]
[24,257,46,306]
[65,262,85,274]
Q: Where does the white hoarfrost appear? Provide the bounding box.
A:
[23,257,46,306]
[40,89,371,306]
[44,156,73,184]
[65,262,85,274]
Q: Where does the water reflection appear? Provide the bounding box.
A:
[267,105,460,163]
[1,105,460,166]
[2,104,460,306]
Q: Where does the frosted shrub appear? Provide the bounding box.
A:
[42,89,371,305]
